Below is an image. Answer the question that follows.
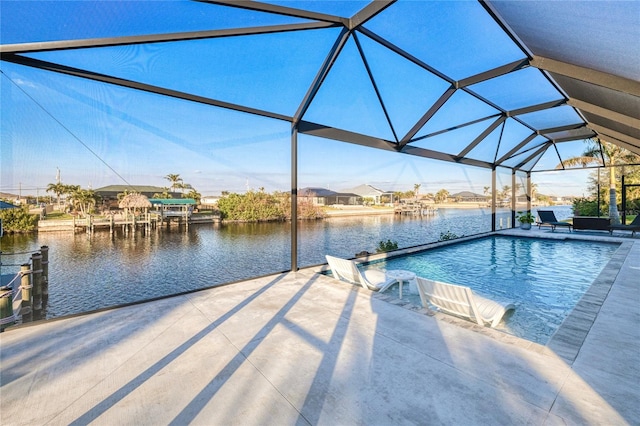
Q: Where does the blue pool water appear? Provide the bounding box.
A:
[364,236,619,344]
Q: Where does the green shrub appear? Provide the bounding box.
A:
[572,197,605,216]
[216,190,324,222]
[0,206,38,233]
[439,231,458,241]
[376,239,398,253]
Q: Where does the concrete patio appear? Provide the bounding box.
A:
[1,230,638,425]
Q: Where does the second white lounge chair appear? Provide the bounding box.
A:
[415,276,515,328]
[325,255,397,293]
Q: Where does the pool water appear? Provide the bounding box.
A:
[364,236,619,344]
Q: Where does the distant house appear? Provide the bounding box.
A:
[200,196,220,206]
[94,185,183,209]
[150,198,197,219]
[450,191,488,203]
[298,187,362,206]
[94,185,182,201]
[341,184,394,204]
[0,200,18,210]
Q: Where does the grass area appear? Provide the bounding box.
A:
[43,212,74,220]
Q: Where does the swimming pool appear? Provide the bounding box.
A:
[363,236,620,344]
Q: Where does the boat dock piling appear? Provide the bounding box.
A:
[0,246,49,330]
[84,213,157,234]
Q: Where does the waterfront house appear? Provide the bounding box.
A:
[200,196,220,207]
[149,199,196,221]
[94,185,183,208]
[298,188,363,206]
[341,184,394,205]
[450,191,489,203]
[0,200,19,210]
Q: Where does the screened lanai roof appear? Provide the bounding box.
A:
[1,0,638,174]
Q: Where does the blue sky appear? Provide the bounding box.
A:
[1,1,591,198]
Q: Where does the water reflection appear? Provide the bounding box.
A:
[0,207,569,319]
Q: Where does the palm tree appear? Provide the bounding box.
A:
[183,189,201,204]
[413,183,421,200]
[117,189,137,201]
[68,187,98,216]
[164,174,182,193]
[530,182,538,202]
[435,188,449,204]
[558,138,639,224]
[153,187,172,199]
[46,182,67,205]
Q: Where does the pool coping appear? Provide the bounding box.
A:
[320,228,634,364]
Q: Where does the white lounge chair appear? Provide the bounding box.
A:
[415,277,515,328]
[325,255,396,292]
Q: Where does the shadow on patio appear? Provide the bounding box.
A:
[1,252,637,424]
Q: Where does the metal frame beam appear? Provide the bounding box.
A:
[0,22,339,54]
[399,86,457,146]
[409,114,500,145]
[538,123,586,135]
[458,115,506,158]
[349,1,396,29]
[353,32,399,142]
[1,53,292,123]
[197,0,349,25]
[293,28,351,124]
[568,98,640,129]
[508,99,566,116]
[491,167,497,231]
[298,120,496,169]
[458,58,529,87]
[291,126,298,271]
[532,162,640,173]
[401,145,494,169]
[495,133,538,165]
[552,132,598,143]
[357,27,455,85]
[297,121,399,152]
[590,125,640,155]
[515,143,549,169]
[530,55,640,97]
[511,170,516,227]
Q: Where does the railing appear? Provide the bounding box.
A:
[0,247,49,330]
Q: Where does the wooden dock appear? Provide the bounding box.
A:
[37,214,158,233]
[394,203,438,216]
[38,213,221,233]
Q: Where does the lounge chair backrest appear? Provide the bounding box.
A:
[537,210,558,222]
[415,277,483,326]
[325,255,367,289]
[629,215,640,226]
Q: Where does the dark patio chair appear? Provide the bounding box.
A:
[608,215,640,237]
[536,210,572,232]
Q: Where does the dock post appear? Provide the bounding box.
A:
[0,285,14,331]
[31,252,42,312]
[110,214,114,234]
[20,263,32,318]
[40,246,49,303]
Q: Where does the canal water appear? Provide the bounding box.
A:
[0,206,572,319]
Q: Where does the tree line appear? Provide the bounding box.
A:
[217,188,325,222]
[565,139,640,220]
